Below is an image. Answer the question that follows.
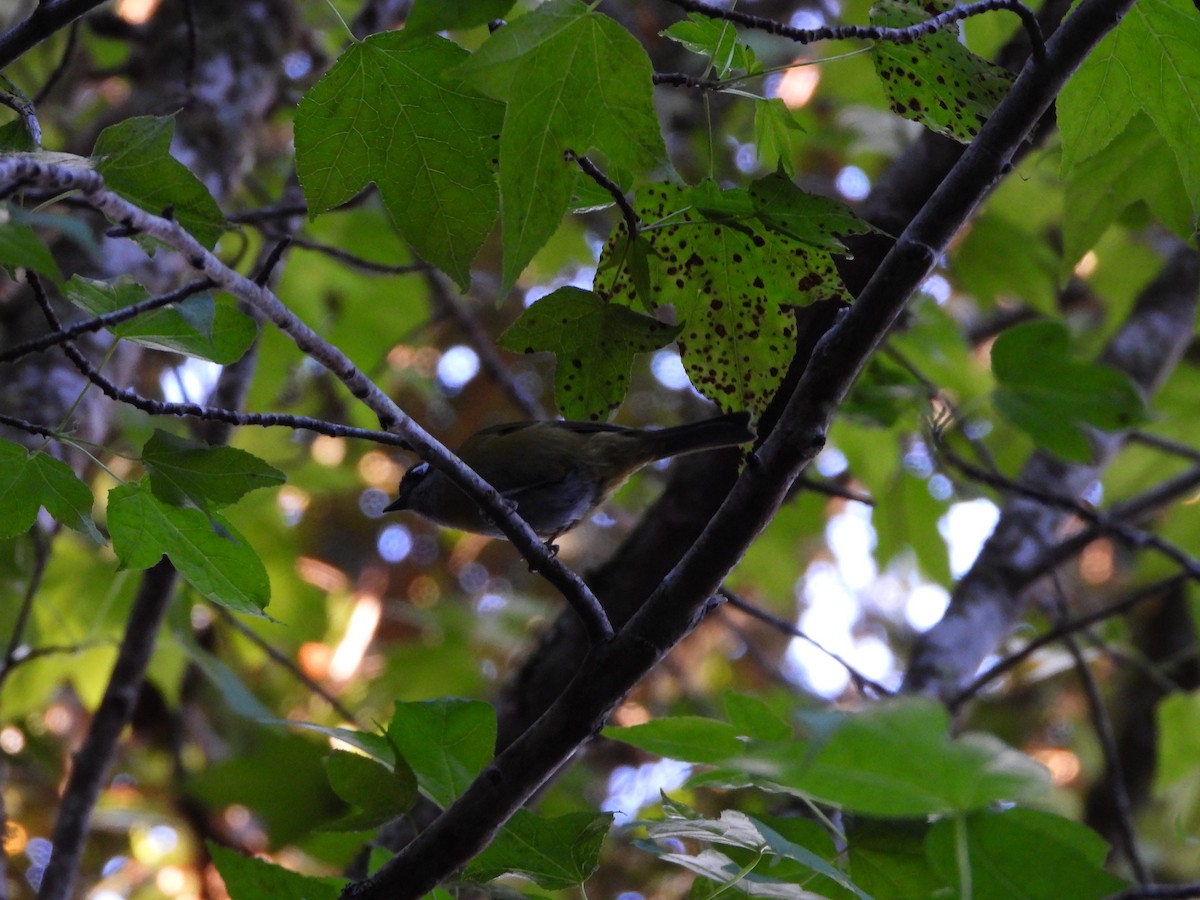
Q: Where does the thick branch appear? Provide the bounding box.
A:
[37,560,180,900]
[0,0,107,70]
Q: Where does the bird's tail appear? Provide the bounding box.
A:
[642,411,756,461]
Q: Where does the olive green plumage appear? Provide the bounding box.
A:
[386,412,755,539]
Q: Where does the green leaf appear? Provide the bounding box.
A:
[869,0,1013,142]
[840,353,928,427]
[323,749,418,831]
[142,429,284,510]
[735,698,1050,817]
[0,118,37,151]
[1154,689,1200,824]
[603,715,746,764]
[660,13,757,79]
[925,809,1127,899]
[107,480,271,615]
[754,99,806,177]
[0,215,62,282]
[991,321,1147,462]
[723,691,794,742]
[63,276,257,364]
[456,0,668,290]
[209,841,346,900]
[0,440,101,541]
[92,116,225,249]
[749,172,873,253]
[847,820,948,898]
[874,469,951,586]
[405,0,516,36]
[176,634,276,721]
[386,699,495,808]
[1061,113,1193,276]
[295,32,502,290]
[597,181,854,416]
[952,212,1058,314]
[1059,0,1200,212]
[465,809,611,889]
[499,286,680,420]
[272,721,394,765]
[190,728,344,846]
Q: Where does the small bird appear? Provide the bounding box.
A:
[385,411,755,540]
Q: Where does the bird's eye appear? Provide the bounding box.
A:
[407,462,430,481]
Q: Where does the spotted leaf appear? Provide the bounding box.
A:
[869,0,1013,143]
[500,286,680,420]
[596,181,854,415]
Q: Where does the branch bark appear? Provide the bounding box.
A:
[0,0,106,70]
[37,560,180,900]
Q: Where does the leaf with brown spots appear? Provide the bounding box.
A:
[750,172,874,252]
[499,286,680,420]
[595,180,855,415]
[869,0,1013,143]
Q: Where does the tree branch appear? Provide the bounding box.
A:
[662,0,1045,64]
[1049,577,1149,883]
[947,575,1188,710]
[0,0,108,70]
[37,560,180,900]
[0,278,215,365]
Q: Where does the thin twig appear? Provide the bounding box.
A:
[0,0,108,70]
[792,473,874,506]
[211,606,359,724]
[1049,574,1149,884]
[0,531,50,690]
[33,19,79,105]
[568,151,641,238]
[720,587,893,697]
[287,235,433,276]
[662,0,1046,64]
[941,447,1200,582]
[1128,430,1200,463]
[424,272,546,420]
[1013,466,1200,589]
[226,201,310,224]
[28,277,416,445]
[652,71,724,91]
[948,575,1186,710]
[0,86,41,147]
[1108,882,1200,899]
[255,237,292,286]
[0,277,215,364]
[0,412,59,440]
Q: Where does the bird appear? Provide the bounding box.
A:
[384,411,755,541]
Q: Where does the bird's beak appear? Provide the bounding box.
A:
[383,496,407,513]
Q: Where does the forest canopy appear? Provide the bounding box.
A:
[0,0,1198,898]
